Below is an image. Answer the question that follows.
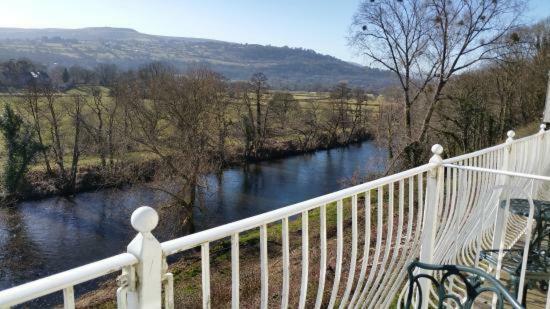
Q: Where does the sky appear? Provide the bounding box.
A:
[0,0,549,63]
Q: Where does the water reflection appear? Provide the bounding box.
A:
[0,207,43,287]
[194,142,386,229]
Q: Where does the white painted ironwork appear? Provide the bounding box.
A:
[0,253,137,307]
[314,204,327,309]
[201,243,210,309]
[281,217,290,309]
[328,199,344,308]
[299,211,309,309]
[259,224,268,309]
[126,206,163,308]
[2,128,550,308]
[230,233,239,309]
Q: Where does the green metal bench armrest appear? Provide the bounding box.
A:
[405,260,523,309]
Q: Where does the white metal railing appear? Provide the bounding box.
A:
[417,125,550,307]
[1,125,550,308]
[161,162,433,309]
[0,253,137,307]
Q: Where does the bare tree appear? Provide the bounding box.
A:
[250,72,269,152]
[68,94,84,191]
[123,66,227,233]
[232,81,256,157]
[350,0,524,165]
[434,18,550,155]
[290,99,321,150]
[347,87,369,142]
[250,73,268,135]
[95,63,118,86]
[270,92,297,130]
[209,73,233,165]
[377,90,404,160]
[22,84,52,174]
[41,86,83,193]
[68,65,96,85]
[82,87,108,168]
[42,86,66,181]
[325,82,352,145]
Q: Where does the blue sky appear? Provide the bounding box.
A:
[1,0,548,62]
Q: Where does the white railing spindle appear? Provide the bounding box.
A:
[314,205,327,309]
[365,184,394,305]
[355,187,383,307]
[260,224,268,309]
[162,271,174,309]
[63,286,75,309]
[281,218,290,309]
[201,243,211,309]
[328,199,344,308]
[231,233,240,309]
[339,194,358,308]
[348,191,371,307]
[299,211,309,309]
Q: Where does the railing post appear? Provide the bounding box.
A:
[125,206,163,308]
[491,130,515,249]
[418,144,443,309]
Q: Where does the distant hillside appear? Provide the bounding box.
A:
[0,27,395,90]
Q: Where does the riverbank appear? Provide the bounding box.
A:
[8,133,374,202]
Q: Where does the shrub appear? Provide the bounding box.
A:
[0,105,43,196]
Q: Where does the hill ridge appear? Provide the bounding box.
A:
[0,27,395,90]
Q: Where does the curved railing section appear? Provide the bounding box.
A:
[402,126,550,307]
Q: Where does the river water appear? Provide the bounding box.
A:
[0,140,385,305]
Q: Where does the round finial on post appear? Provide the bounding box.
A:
[506,130,515,143]
[131,206,159,233]
[431,144,443,156]
[540,124,546,133]
[429,144,444,164]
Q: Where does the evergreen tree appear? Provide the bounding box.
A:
[0,105,43,196]
[62,68,70,83]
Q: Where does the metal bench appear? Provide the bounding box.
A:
[405,260,523,309]
[480,199,550,303]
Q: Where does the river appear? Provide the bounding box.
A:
[0,140,386,305]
